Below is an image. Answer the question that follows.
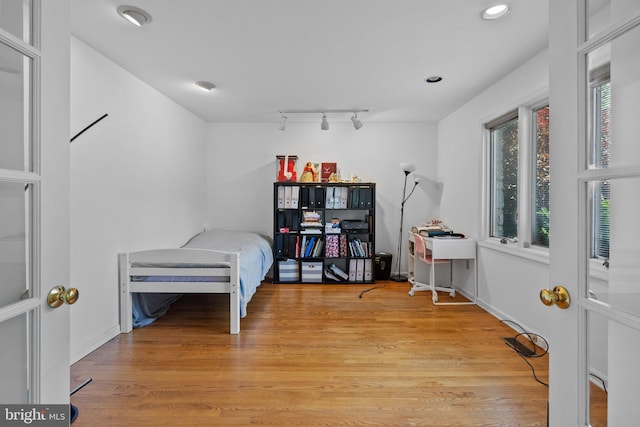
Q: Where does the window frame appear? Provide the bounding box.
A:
[481,91,550,260]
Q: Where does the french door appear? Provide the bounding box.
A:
[548,1,640,425]
[0,0,71,406]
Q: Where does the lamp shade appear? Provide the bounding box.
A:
[400,163,416,173]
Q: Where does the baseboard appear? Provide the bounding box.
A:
[70,324,120,365]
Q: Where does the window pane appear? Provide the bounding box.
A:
[0,0,31,44]
[0,41,32,171]
[588,23,640,169]
[0,181,31,307]
[591,80,611,169]
[592,179,610,259]
[587,176,640,319]
[0,312,30,403]
[587,0,640,41]
[490,116,518,240]
[533,106,550,247]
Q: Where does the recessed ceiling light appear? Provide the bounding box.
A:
[195,81,216,92]
[117,5,152,26]
[481,4,511,20]
[425,76,443,83]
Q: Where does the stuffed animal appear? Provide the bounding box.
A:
[300,162,315,182]
[277,156,297,182]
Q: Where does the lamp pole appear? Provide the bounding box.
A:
[390,169,417,282]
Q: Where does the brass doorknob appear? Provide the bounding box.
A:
[48,286,79,308]
[539,285,570,309]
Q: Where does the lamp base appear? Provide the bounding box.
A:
[389,274,408,282]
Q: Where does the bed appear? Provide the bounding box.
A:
[118,229,273,334]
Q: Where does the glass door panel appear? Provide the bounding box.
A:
[588,310,608,426]
[0,0,31,44]
[587,176,640,318]
[0,312,31,403]
[587,22,640,169]
[0,181,32,307]
[0,41,32,171]
[587,0,640,40]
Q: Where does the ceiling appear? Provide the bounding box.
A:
[70,0,549,124]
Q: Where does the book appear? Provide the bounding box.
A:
[328,263,349,280]
[321,162,337,183]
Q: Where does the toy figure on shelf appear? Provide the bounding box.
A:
[300,162,316,182]
[276,155,297,182]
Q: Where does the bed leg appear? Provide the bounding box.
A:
[118,253,133,333]
[229,253,240,334]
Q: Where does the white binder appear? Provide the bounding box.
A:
[291,186,300,208]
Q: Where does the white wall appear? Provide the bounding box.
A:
[437,49,552,337]
[205,121,439,273]
[69,37,207,363]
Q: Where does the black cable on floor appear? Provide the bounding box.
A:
[359,284,386,298]
[500,319,549,387]
[590,373,608,394]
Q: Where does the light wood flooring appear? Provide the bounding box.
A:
[71,281,553,426]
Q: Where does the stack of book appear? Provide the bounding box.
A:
[300,211,323,234]
[324,217,341,234]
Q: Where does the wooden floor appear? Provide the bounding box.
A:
[71,281,552,426]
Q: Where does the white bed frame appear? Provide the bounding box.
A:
[118,249,241,334]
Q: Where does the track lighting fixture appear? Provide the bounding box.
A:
[117,5,153,26]
[277,109,369,131]
[351,112,363,130]
[277,115,287,131]
[321,114,330,130]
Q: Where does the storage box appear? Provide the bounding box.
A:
[278,259,299,282]
[301,261,323,282]
[374,252,392,280]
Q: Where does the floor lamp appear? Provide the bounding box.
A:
[390,163,419,282]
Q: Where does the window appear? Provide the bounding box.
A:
[485,100,550,248]
[489,112,519,240]
[590,69,611,260]
[532,105,550,247]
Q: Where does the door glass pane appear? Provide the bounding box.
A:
[0,181,31,307]
[587,0,640,40]
[0,312,30,403]
[587,176,640,318]
[588,310,640,426]
[587,22,640,169]
[0,41,32,171]
[587,310,608,427]
[0,0,31,44]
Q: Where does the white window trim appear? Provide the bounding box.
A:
[479,86,550,264]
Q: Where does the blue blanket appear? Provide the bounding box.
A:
[132,229,273,328]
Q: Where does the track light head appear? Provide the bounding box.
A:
[321,113,329,130]
[351,113,363,130]
[277,109,368,130]
[277,115,287,131]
